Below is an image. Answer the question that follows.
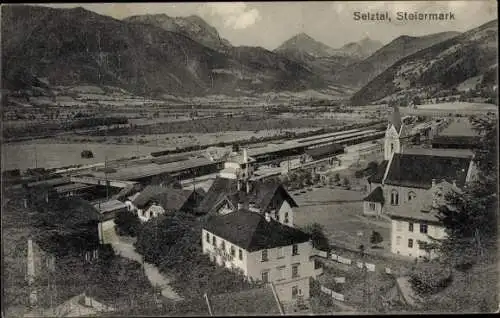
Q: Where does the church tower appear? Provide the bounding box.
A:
[384,104,404,160]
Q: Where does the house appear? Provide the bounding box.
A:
[431,135,480,150]
[202,210,315,302]
[131,185,202,222]
[196,146,298,227]
[387,180,461,260]
[363,186,384,217]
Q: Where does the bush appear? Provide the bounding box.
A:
[81,150,94,158]
[370,231,383,247]
[302,223,330,251]
[114,210,141,237]
[409,264,453,295]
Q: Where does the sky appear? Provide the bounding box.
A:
[37,1,498,50]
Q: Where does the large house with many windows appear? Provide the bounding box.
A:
[387,179,461,259]
[202,209,315,302]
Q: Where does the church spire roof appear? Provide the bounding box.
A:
[390,104,402,132]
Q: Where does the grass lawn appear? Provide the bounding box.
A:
[293,187,391,253]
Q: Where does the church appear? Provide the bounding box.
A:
[363,105,478,259]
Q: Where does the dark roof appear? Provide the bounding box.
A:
[367,160,388,184]
[249,181,298,210]
[363,186,385,204]
[132,185,170,208]
[195,177,238,214]
[204,210,310,252]
[305,143,344,160]
[384,153,471,189]
[432,135,480,146]
[157,189,194,211]
[209,285,281,315]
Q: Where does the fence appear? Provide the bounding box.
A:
[318,250,391,274]
[319,285,345,302]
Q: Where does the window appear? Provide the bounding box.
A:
[284,213,289,223]
[390,143,394,153]
[206,232,210,243]
[292,264,299,278]
[418,240,426,250]
[369,203,376,210]
[292,286,298,299]
[396,221,402,232]
[277,266,285,280]
[277,247,284,259]
[292,244,299,256]
[391,190,399,205]
[212,236,216,246]
[261,249,268,262]
[408,191,416,201]
[408,222,414,232]
[420,223,428,234]
[239,249,243,261]
[221,240,226,250]
[230,246,235,257]
[261,271,269,283]
[396,236,401,246]
[408,239,414,248]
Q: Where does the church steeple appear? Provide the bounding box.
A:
[390,104,402,133]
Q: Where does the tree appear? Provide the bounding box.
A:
[333,173,340,184]
[342,177,350,189]
[437,114,497,265]
[302,223,330,251]
[81,150,94,158]
[114,210,141,237]
[370,231,383,248]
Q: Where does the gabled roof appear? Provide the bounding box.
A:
[133,185,169,208]
[195,177,239,214]
[249,181,298,210]
[384,153,471,189]
[367,160,388,184]
[363,186,385,204]
[209,285,282,315]
[157,189,194,212]
[204,210,310,252]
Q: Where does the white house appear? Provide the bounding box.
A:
[387,180,461,260]
[202,210,315,302]
[130,185,201,222]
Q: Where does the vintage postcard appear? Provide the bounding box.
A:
[1,1,498,316]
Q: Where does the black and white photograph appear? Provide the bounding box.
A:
[1,1,498,316]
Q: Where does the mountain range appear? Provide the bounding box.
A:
[1,5,497,102]
[351,19,498,105]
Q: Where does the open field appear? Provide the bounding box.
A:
[1,141,165,171]
[293,188,392,252]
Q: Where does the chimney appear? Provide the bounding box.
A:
[84,293,93,307]
[243,148,248,164]
[264,212,271,222]
[431,179,436,187]
[237,180,241,191]
[23,198,28,209]
[27,239,37,306]
[246,180,251,194]
[452,179,457,187]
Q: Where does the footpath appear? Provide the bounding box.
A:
[111,238,183,302]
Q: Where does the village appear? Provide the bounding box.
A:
[3,102,497,316]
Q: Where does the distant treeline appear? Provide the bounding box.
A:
[3,116,129,140]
